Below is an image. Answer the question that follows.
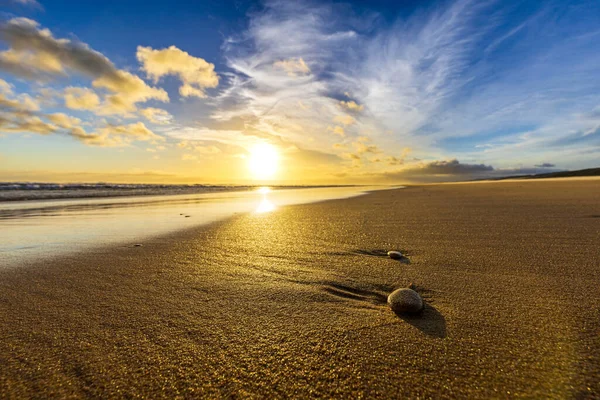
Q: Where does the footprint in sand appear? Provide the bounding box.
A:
[321,282,388,306]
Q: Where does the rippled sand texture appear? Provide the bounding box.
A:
[1,180,599,398]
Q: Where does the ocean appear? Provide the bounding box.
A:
[0,185,390,267]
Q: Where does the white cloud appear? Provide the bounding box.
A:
[0,79,13,95]
[8,0,42,8]
[214,0,600,174]
[47,113,81,129]
[136,46,219,98]
[161,125,261,150]
[64,87,101,111]
[340,100,364,112]
[0,18,169,115]
[140,107,173,125]
[273,58,310,77]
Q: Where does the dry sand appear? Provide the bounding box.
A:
[1,180,599,399]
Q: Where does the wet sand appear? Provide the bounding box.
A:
[1,180,599,398]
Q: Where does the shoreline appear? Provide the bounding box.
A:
[0,184,366,203]
[1,180,599,398]
[0,186,385,269]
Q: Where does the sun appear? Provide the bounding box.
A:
[248,143,279,180]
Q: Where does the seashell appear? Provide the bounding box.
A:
[387,288,424,314]
[387,250,403,259]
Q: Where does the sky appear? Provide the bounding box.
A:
[1,0,599,184]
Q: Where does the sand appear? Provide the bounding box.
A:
[1,180,599,399]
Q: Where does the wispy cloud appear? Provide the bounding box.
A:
[212,0,600,178]
[2,0,600,182]
[4,0,43,9]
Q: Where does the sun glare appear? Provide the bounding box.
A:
[248,143,279,180]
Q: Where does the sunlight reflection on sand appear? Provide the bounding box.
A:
[0,186,390,267]
[255,187,276,213]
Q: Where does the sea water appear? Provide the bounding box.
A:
[0,186,391,267]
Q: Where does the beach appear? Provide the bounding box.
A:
[1,179,599,398]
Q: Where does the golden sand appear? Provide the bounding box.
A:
[1,180,599,398]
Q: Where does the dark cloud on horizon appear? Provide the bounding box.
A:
[493,167,560,176]
[418,159,494,175]
[362,159,567,183]
[365,159,495,182]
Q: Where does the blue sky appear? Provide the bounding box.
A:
[1,0,599,183]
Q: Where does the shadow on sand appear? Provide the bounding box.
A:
[395,304,447,338]
[321,282,388,306]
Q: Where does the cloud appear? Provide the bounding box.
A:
[386,148,411,165]
[181,153,198,161]
[340,100,364,112]
[97,122,159,139]
[217,0,600,176]
[215,0,504,173]
[0,18,114,79]
[2,1,600,179]
[215,0,361,155]
[4,0,42,8]
[140,107,173,125]
[0,79,13,95]
[1,91,69,136]
[64,87,101,110]
[1,86,163,146]
[0,18,168,115]
[161,125,259,149]
[386,156,403,166]
[285,146,341,164]
[372,159,494,181]
[0,92,38,112]
[47,113,81,129]
[92,70,168,114]
[177,140,222,155]
[68,122,161,147]
[333,114,355,126]
[17,94,40,111]
[273,58,310,77]
[0,114,56,135]
[353,140,381,155]
[534,163,555,168]
[359,159,496,182]
[136,45,219,98]
[194,145,221,155]
[415,159,494,175]
[328,125,345,137]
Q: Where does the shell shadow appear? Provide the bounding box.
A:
[394,304,447,338]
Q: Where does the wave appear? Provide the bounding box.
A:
[0,182,346,202]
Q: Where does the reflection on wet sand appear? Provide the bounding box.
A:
[255,188,276,213]
[0,186,387,267]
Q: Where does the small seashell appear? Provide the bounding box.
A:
[387,250,403,259]
[387,288,424,314]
